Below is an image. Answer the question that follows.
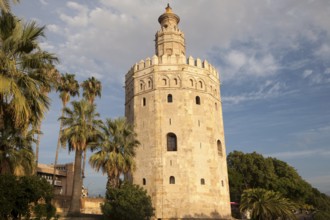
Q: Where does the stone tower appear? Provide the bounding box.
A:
[125,4,232,220]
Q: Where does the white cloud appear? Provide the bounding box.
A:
[314,43,330,59]
[268,149,330,159]
[59,2,89,27]
[303,69,313,78]
[325,68,330,74]
[223,80,285,104]
[39,0,48,6]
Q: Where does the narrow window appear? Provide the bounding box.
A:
[170,176,175,184]
[190,79,194,87]
[174,78,178,85]
[163,78,167,85]
[143,97,146,106]
[215,102,218,111]
[221,180,224,187]
[148,80,151,88]
[217,140,223,156]
[143,178,146,185]
[169,118,171,125]
[199,81,203,89]
[167,94,173,103]
[201,178,205,185]
[196,96,201,105]
[167,133,177,151]
[140,83,143,91]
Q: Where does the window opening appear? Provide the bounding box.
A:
[167,94,173,103]
[143,97,146,106]
[217,140,223,156]
[170,176,175,184]
[190,79,194,87]
[196,96,201,105]
[201,178,205,185]
[143,178,146,185]
[167,133,177,151]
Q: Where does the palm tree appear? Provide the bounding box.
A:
[0,12,58,131]
[240,188,297,220]
[53,73,79,184]
[81,76,102,179]
[60,100,102,215]
[33,65,60,172]
[0,125,36,175]
[0,0,19,13]
[0,12,58,174]
[89,117,139,189]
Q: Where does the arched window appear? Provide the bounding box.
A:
[140,83,143,91]
[167,94,173,103]
[201,178,205,185]
[217,140,223,156]
[163,78,167,86]
[148,80,151,88]
[196,96,201,105]
[143,178,146,185]
[174,78,178,85]
[169,176,175,184]
[199,81,203,89]
[167,133,177,151]
[143,97,146,106]
[190,79,194,87]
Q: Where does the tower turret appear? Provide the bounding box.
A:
[155,4,186,57]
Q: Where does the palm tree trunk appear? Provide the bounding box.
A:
[34,122,42,175]
[52,107,64,185]
[69,148,83,215]
[82,150,87,178]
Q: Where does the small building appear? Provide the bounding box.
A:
[37,163,75,196]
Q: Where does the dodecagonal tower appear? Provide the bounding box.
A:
[125,5,231,219]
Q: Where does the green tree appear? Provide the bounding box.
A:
[240,188,297,220]
[34,65,60,172]
[89,117,139,189]
[102,182,154,220]
[0,12,58,131]
[0,0,19,13]
[0,174,55,220]
[227,151,330,217]
[60,100,102,215]
[53,73,79,183]
[0,12,58,175]
[81,76,102,179]
[0,126,36,175]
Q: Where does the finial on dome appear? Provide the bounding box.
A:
[165,3,172,13]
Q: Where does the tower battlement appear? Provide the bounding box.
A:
[126,56,219,79]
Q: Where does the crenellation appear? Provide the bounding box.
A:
[138,60,145,70]
[145,57,151,67]
[188,56,194,66]
[196,58,202,68]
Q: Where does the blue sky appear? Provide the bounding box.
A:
[13,0,330,196]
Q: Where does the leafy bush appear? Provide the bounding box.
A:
[102,182,154,220]
[0,174,55,219]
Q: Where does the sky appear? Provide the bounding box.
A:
[13,0,330,196]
